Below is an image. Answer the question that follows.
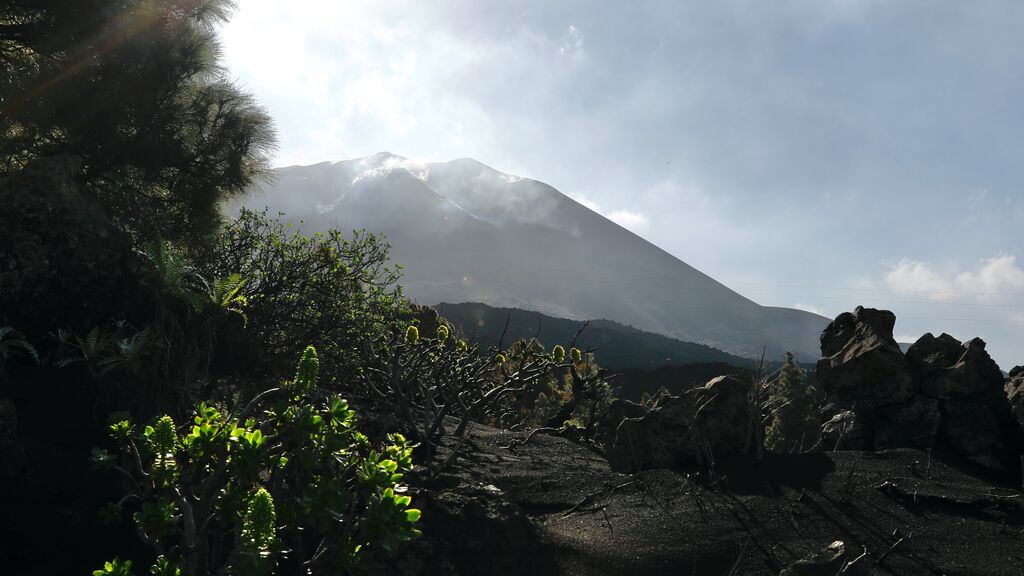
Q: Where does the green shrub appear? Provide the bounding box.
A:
[0,326,38,379]
[363,331,557,463]
[364,325,610,469]
[92,557,133,576]
[0,158,142,334]
[94,346,420,575]
[48,238,252,412]
[765,352,822,453]
[197,209,403,383]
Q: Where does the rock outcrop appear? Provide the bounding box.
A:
[817,306,1021,473]
[1005,367,1024,440]
[816,307,915,409]
[605,374,755,473]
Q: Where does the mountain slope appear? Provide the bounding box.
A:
[241,152,829,359]
[433,302,752,370]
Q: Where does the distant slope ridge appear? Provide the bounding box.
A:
[434,302,752,370]
[244,152,829,360]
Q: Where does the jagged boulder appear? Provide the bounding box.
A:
[695,375,754,452]
[605,394,695,473]
[600,398,646,447]
[908,335,1006,399]
[1007,367,1024,438]
[941,393,1017,471]
[872,396,941,449]
[817,308,1021,474]
[907,334,1018,471]
[816,307,915,409]
[605,375,754,473]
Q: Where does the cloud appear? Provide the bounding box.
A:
[884,259,957,301]
[955,254,1024,296]
[559,24,585,59]
[570,193,602,213]
[793,302,826,316]
[607,210,648,231]
[885,254,1024,301]
[566,194,647,231]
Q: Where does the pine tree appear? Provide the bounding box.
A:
[765,352,821,453]
[0,0,275,242]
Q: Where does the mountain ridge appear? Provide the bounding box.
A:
[241,152,830,360]
[433,301,754,371]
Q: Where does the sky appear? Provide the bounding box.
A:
[219,1,1024,369]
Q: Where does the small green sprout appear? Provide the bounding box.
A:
[552,345,566,363]
[93,558,133,576]
[292,345,320,394]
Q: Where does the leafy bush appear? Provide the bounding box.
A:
[198,209,403,383]
[363,328,555,460]
[533,347,612,436]
[47,238,254,413]
[363,319,608,468]
[0,326,38,379]
[0,158,142,335]
[92,557,133,576]
[497,339,609,435]
[93,346,421,575]
[765,352,822,453]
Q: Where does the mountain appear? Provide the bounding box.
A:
[241,152,829,360]
[433,302,752,370]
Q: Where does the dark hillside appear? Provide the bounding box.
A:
[434,302,752,370]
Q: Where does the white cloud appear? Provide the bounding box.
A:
[559,25,585,59]
[955,254,1024,296]
[885,259,957,301]
[793,302,826,316]
[885,254,1024,301]
[567,194,647,231]
[569,193,601,213]
[607,210,649,231]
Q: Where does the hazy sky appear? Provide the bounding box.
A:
[220,1,1024,369]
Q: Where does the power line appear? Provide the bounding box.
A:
[483,260,1024,300]
[722,280,1022,298]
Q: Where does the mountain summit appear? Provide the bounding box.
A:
[243,153,829,359]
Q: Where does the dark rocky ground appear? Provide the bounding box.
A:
[399,422,1024,576]
[4,304,1024,574]
[5,402,1022,575]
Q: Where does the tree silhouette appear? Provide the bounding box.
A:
[0,0,275,242]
